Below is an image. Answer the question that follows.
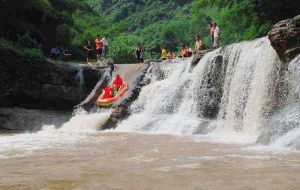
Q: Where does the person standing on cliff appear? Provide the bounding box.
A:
[210,22,215,48]
[84,41,94,64]
[135,44,143,63]
[213,23,221,48]
[101,35,109,58]
[95,35,103,60]
[195,35,203,51]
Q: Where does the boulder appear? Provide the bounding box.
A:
[268,15,300,63]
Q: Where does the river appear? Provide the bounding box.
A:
[0,129,299,190]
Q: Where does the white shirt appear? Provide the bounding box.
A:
[101,38,108,46]
[214,26,220,38]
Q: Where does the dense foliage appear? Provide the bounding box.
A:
[192,0,272,45]
[1,0,298,63]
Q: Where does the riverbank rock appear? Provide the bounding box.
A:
[0,50,108,110]
[268,15,300,63]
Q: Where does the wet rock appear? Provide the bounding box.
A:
[268,15,300,63]
[191,49,212,67]
[193,54,225,118]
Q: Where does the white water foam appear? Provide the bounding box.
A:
[0,110,111,159]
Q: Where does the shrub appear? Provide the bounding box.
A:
[17,33,41,49]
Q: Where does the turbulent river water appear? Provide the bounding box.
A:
[0,37,300,190]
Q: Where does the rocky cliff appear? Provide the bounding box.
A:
[268,15,300,63]
[0,49,109,110]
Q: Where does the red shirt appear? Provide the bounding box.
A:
[95,38,103,49]
[113,77,123,88]
[103,87,112,98]
[210,26,215,36]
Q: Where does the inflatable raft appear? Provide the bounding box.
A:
[96,83,129,107]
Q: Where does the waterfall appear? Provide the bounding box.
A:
[116,37,300,149]
[76,68,85,90]
[257,55,300,148]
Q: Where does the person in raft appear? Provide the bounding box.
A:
[112,74,124,93]
[161,47,167,61]
[103,86,113,99]
[95,35,103,60]
[167,50,174,60]
[84,41,94,64]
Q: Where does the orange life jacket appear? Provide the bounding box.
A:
[95,38,103,49]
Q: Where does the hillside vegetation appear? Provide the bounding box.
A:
[1,0,299,63]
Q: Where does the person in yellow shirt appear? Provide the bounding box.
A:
[161,47,167,61]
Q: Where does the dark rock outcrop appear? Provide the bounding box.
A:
[76,71,111,111]
[268,15,300,63]
[268,15,300,111]
[0,50,108,110]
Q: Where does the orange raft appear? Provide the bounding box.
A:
[96,83,129,107]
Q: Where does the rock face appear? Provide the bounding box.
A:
[0,107,70,131]
[0,50,108,110]
[268,15,300,63]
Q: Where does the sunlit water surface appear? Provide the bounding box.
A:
[0,131,299,190]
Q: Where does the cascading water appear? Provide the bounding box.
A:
[257,55,300,149]
[76,68,85,90]
[117,37,300,149]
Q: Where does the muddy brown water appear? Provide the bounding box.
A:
[0,132,299,190]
